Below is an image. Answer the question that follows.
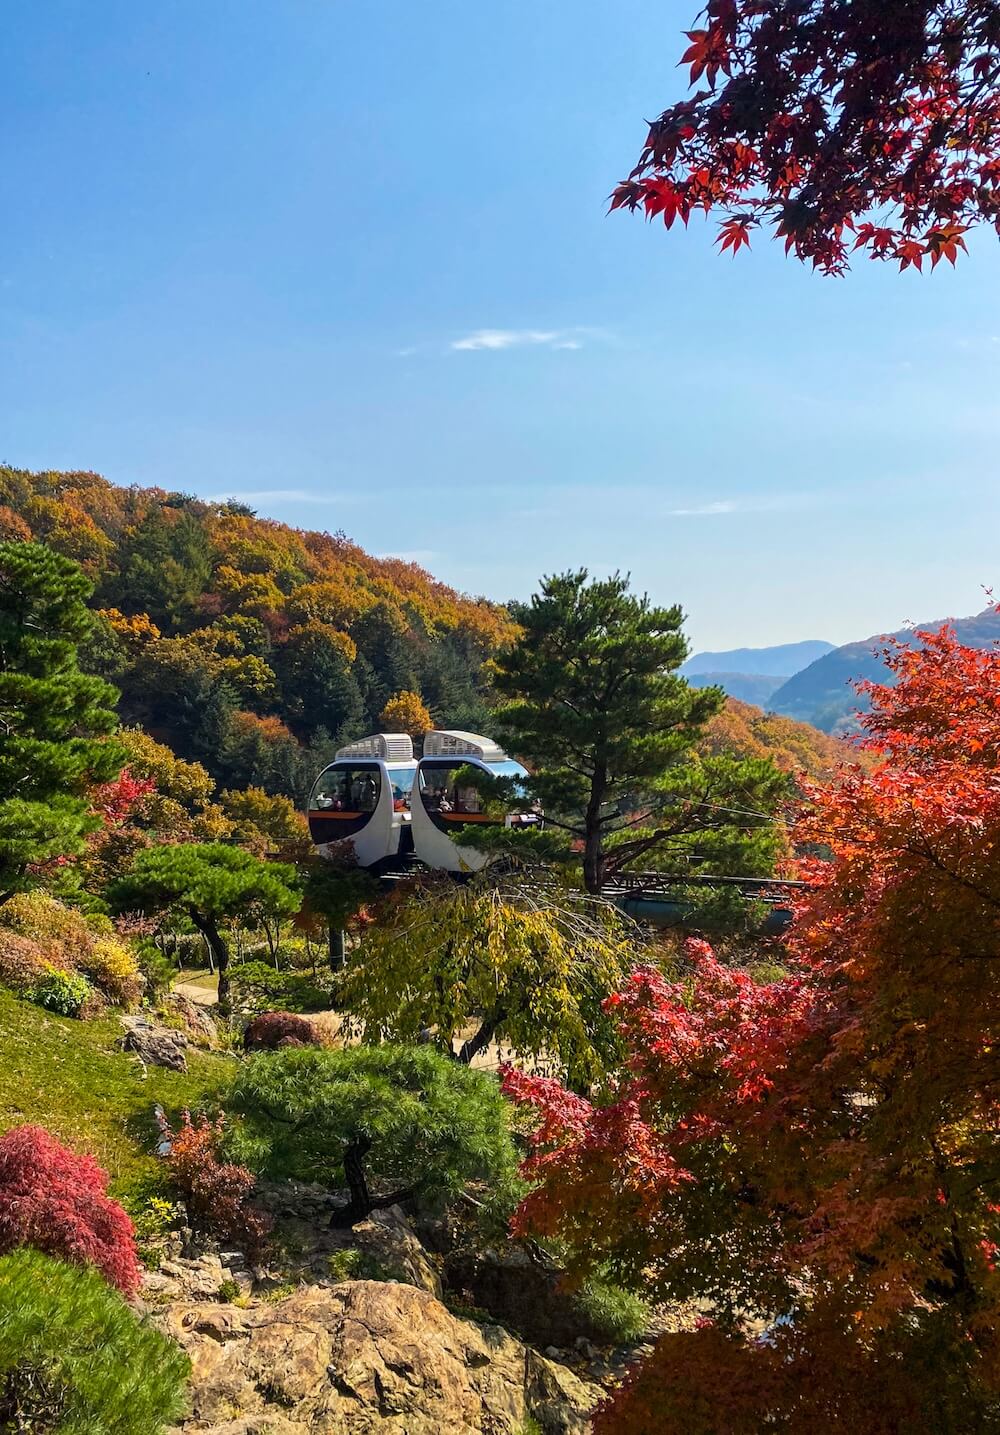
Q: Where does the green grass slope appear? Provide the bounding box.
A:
[0,988,232,1204]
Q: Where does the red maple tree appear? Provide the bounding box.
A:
[505,620,1000,1429]
[610,0,1000,272]
[0,1124,141,1295]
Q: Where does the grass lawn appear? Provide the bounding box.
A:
[0,986,235,1206]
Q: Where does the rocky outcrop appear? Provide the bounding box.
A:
[157,1279,602,1434]
[351,1206,442,1299]
[120,1015,189,1071]
[166,993,220,1047]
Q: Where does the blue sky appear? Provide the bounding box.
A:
[3,0,999,651]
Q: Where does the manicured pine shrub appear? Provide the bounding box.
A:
[228,959,331,1014]
[0,1125,141,1295]
[159,1110,271,1256]
[0,1248,189,1434]
[225,1044,521,1224]
[243,1010,318,1051]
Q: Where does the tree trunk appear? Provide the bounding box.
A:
[189,909,231,1008]
[328,1135,417,1226]
[331,1136,373,1225]
[457,1008,505,1065]
[583,762,608,895]
[329,925,346,973]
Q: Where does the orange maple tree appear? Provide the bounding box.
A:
[505,620,1000,1430]
[610,0,1000,273]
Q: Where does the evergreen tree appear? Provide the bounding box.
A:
[110,842,299,1006]
[102,509,211,630]
[277,622,364,742]
[0,542,123,901]
[493,571,787,894]
[351,603,418,727]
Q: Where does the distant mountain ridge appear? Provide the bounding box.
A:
[681,640,835,678]
[681,639,835,706]
[685,672,786,706]
[769,607,1000,733]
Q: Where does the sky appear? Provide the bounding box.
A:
[3,0,1000,653]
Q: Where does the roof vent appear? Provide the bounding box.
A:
[335,733,414,762]
[422,730,506,761]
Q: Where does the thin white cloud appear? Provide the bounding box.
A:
[450,328,587,353]
[667,496,809,518]
[668,500,740,517]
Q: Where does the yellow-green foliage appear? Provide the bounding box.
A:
[0,892,140,1009]
[337,880,637,1085]
[78,937,142,1008]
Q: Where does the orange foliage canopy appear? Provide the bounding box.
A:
[505,622,1000,1430]
[699,696,867,783]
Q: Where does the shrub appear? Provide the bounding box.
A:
[31,966,93,1019]
[572,1275,651,1344]
[160,1110,270,1256]
[0,1124,141,1295]
[0,1248,189,1435]
[225,1044,521,1223]
[0,930,47,992]
[128,1196,181,1270]
[0,892,141,1008]
[0,890,93,951]
[243,1011,318,1051]
[78,936,142,1008]
[228,960,331,1014]
[134,938,177,1000]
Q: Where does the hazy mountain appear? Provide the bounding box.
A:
[769,608,1000,733]
[681,639,835,706]
[681,640,835,678]
[685,672,785,705]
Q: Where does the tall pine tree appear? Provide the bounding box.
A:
[0,542,123,900]
[493,571,787,894]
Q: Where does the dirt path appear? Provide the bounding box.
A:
[173,974,218,1007]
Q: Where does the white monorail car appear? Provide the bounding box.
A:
[308,729,539,874]
[409,730,539,874]
[307,733,418,870]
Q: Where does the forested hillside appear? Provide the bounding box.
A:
[770,607,1000,732]
[699,697,866,783]
[0,466,513,799]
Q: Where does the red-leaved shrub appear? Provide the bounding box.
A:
[160,1110,270,1255]
[243,1011,318,1051]
[0,1124,141,1295]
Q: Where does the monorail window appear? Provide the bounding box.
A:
[418,760,530,817]
[386,764,416,810]
[309,765,381,814]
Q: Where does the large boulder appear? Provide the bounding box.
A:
[120,1015,189,1071]
[351,1206,442,1299]
[157,1279,601,1434]
[166,993,220,1047]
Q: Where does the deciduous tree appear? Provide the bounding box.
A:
[337,877,636,1084]
[611,0,1000,273]
[504,621,1000,1431]
[378,689,432,741]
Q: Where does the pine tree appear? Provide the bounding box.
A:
[493,571,787,894]
[0,542,123,901]
[110,842,299,1006]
